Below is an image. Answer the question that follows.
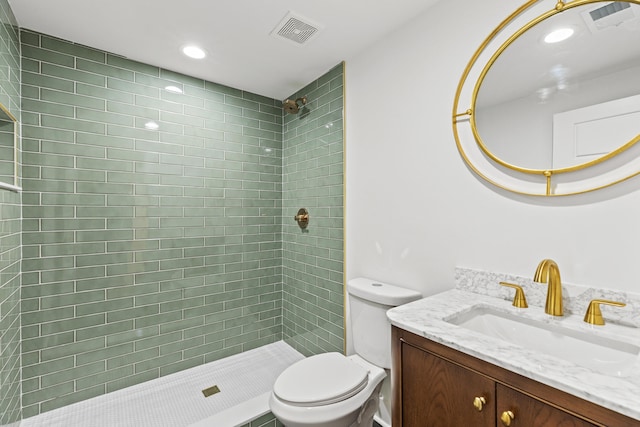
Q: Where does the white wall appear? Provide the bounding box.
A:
[345,0,640,302]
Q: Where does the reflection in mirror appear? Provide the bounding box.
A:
[474,1,640,171]
[0,103,19,192]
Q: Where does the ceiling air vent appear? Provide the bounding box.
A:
[271,11,323,45]
[590,1,630,22]
[582,1,639,32]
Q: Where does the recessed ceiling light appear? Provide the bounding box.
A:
[544,28,574,44]
[165,85,183,94]
[182,45,206,59]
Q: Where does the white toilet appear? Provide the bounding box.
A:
[269,278,421,427]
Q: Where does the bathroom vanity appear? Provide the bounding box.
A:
[392,327,634,426]
[387,287,640,426]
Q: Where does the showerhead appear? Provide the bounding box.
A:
[283,96,307,114]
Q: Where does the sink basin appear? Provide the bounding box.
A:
[447,306,640,377]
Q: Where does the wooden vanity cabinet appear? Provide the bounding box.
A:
[495,384,595,427]
[400,341,495,426]
[392,326,638,427]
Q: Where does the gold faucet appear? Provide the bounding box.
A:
[533,259,563,316]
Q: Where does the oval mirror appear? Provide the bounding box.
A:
[475,0,640,171]
[453,0,640,196]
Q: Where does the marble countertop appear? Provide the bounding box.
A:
[387,289,640,421]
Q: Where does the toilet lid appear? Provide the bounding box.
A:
[273,353,369,407]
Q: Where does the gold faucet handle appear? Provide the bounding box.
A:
[499,282,528,308]
[583,299,626,325]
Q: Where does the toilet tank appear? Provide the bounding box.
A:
[347,278,421,369]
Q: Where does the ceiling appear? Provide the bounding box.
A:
[8,0,441,100]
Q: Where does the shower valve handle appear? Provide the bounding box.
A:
[294,208,309,229]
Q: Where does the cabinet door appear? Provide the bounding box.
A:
[401,342,495,427]
[496,384,597,427]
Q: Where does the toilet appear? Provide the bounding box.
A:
[269,278,422,427]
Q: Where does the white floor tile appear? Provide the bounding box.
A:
[22,341,303,427]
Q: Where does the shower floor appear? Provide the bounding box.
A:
[21,341,304,427]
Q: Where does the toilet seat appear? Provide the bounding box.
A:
[273,353,369,407]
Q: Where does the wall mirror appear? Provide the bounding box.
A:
[0,102,20,192]
[453,0,640,196]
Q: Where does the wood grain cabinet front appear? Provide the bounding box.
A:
[495,384,595,427]
[400,342,495,427]
[392,326,637,427]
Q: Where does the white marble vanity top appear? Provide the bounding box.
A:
[387,288,640,421]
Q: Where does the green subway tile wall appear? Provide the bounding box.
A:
[0,0,21,425]
[20,30,285,416]
[239,413,283,427]
[282,63,345,356]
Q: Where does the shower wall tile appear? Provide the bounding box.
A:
[282,63,345,356]
[0,0,21,425]
[239,413,283,427]
[20,30,283,416]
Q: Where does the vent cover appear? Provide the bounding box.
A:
[582,1,639,32]
[271,11,322,45]
[590,1,630,22]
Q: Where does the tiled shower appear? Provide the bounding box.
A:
[0,0,344,422]
[0,0,23,424]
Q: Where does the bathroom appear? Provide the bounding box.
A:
[2,0,640,426]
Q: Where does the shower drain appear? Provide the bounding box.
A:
[202,385,221,398]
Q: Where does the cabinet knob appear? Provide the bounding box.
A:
[500,410,515,426]
[473,396,486,412]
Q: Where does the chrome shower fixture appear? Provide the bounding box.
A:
[282,96,307,114]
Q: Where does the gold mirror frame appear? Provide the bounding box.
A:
[0,102,20,192]
[453,0,640,196]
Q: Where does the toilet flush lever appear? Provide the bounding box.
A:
[294,208,309,229]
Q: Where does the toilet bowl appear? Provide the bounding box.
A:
[269,278,422,427]
[268,353,385,427]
